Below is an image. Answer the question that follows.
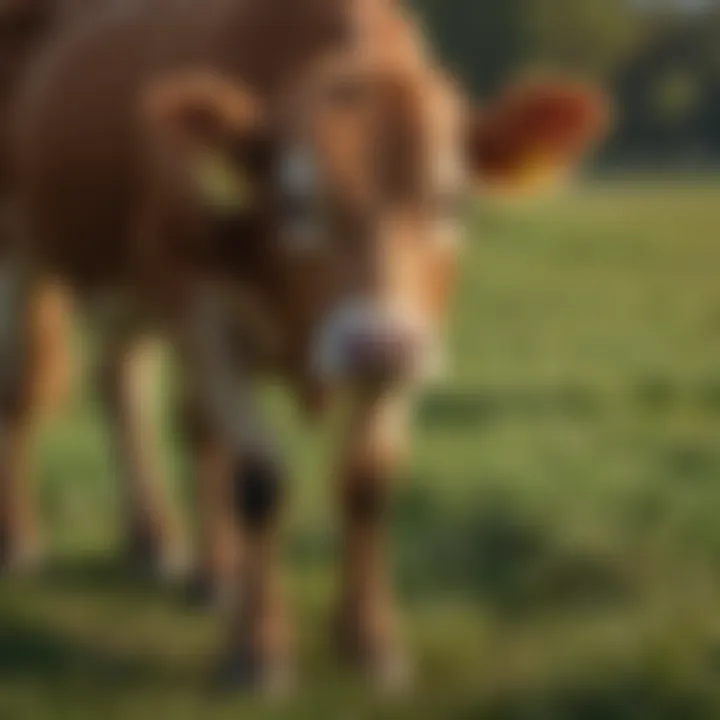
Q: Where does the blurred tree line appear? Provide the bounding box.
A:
[413,0,720,168]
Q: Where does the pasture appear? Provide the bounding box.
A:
[3,181,720,718]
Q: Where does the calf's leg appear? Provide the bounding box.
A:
[0,271,70,572]
[335,391,413,689]
[179,386,239,607]
[97,334,187,580]
[224,447,290,690]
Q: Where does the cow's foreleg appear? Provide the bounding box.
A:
[178,385,239,608]
[225,447,289,691]
[177,288,291,692]
[335,390,413,690]
[97,333,187,580]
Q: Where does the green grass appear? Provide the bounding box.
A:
[4,181,720,718]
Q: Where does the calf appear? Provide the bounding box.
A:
[2,0,607,691]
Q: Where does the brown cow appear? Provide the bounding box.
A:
[1,0,607,691]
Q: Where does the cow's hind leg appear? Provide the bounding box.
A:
[0,267,70,573]
[97,333,187,581]
[335,391,413,690]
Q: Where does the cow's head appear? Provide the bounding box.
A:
[143,59,608,394]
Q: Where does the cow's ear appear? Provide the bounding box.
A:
[467,80,610,194]
[142,72,268,211]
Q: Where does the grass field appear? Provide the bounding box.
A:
[3,181,720,718]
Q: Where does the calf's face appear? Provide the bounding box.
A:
[275,62,467,387]
[145,64,608,391]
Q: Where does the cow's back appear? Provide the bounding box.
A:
[12,0,393,285]
[0,0,58,195]
[13,7,169,282]
[0,0,117,192]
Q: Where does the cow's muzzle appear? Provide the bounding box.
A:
[312,301,443,386]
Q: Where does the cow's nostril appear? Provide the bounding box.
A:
[346,326,421,381]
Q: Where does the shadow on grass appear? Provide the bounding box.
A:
[40,555,180,598]
[660,442,720,486]
[457,670,719,720]
[0,612,194,690]
[418,385,600,429]
[43,555,141,590]
[4,555,197,618]
[393,485,636,614]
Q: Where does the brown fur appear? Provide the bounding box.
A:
[0,0,103,194]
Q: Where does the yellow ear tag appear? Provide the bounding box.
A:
[195,148,254,212]
[510,148,565,190]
